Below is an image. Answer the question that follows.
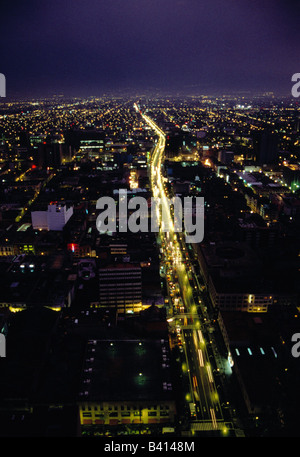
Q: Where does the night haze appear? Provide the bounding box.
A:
[1,0,300,98]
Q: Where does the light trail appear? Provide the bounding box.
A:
[206,364,214,383]
[210,408,218,429]
[197,329,204,344]
[198,348,204,367]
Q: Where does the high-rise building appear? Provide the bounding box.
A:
[218,150,234,165]
[252,130,278,165]
[36,142,62,168]
[98,263,142,314]
[34,138,72,169]
[31,202,73,231]
[64,130,105,159]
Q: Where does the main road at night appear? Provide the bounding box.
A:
[135,104,231,434]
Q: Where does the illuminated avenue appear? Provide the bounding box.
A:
[138,104,234,435]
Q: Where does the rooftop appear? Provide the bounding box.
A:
[79,338,174,403]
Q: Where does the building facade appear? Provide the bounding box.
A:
[98,263,142,313]
[31,202,73,231]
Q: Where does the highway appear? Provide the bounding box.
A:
[136,104,230,433]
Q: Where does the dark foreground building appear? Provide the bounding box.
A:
[78,338,176,433]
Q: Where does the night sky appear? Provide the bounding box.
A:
[1,0,299,98]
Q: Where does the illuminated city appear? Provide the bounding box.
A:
[0,0,300,446]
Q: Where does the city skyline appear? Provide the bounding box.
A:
[0,94,299,438]
[1,0,300,99]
